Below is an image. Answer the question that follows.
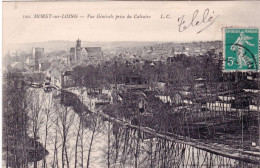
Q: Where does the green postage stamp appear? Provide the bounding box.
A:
[223,28,259,72]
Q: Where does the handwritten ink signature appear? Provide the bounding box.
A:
[177,8,219,34]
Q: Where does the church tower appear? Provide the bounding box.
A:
[76,39,81,48]
[75,38,82,62]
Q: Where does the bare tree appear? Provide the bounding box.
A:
[3,72,48,168]
[41,93,55,168]
[27,90,46,168]
[86,115,98,168]
[3,73,29,167]
[74,118,81,168]
[55,105,75,168]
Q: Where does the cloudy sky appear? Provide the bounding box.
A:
[2,1,260,53]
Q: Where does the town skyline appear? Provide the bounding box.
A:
[3,39,222,56]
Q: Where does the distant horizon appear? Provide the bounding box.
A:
[3,40,224,56]
[13,39,222,45]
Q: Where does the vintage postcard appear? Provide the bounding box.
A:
[2,1,260,167]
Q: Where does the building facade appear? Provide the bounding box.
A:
[69,39,103,66]
[32,48,44,71]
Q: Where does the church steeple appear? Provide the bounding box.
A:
[76,38,81,49]
[75,38,82,62]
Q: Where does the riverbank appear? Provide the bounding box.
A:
[62,88,260,165]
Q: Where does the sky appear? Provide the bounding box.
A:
[2,1,260,54]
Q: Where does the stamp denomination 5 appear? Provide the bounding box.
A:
[223,28,259,72]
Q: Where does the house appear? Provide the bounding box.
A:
[45,68,62,88]
[155,95,171,104]
[26,58,34,66]
[172,93,182,105]
[153,82,166,92]
[39,60,51,71]
[207,101,232,111]
[10,62,26,71]
[32,48,44,71]
[61,71,74,88]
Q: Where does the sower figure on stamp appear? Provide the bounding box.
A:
[231,31,255,68]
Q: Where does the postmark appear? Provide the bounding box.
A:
[223,27,259,72]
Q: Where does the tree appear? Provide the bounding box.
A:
[3,72,29,167]
[27,90,46,168]
[3,72,48,167]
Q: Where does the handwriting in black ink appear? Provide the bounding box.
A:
[177,8,219,34]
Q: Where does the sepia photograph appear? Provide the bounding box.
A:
[2,1,260,167]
